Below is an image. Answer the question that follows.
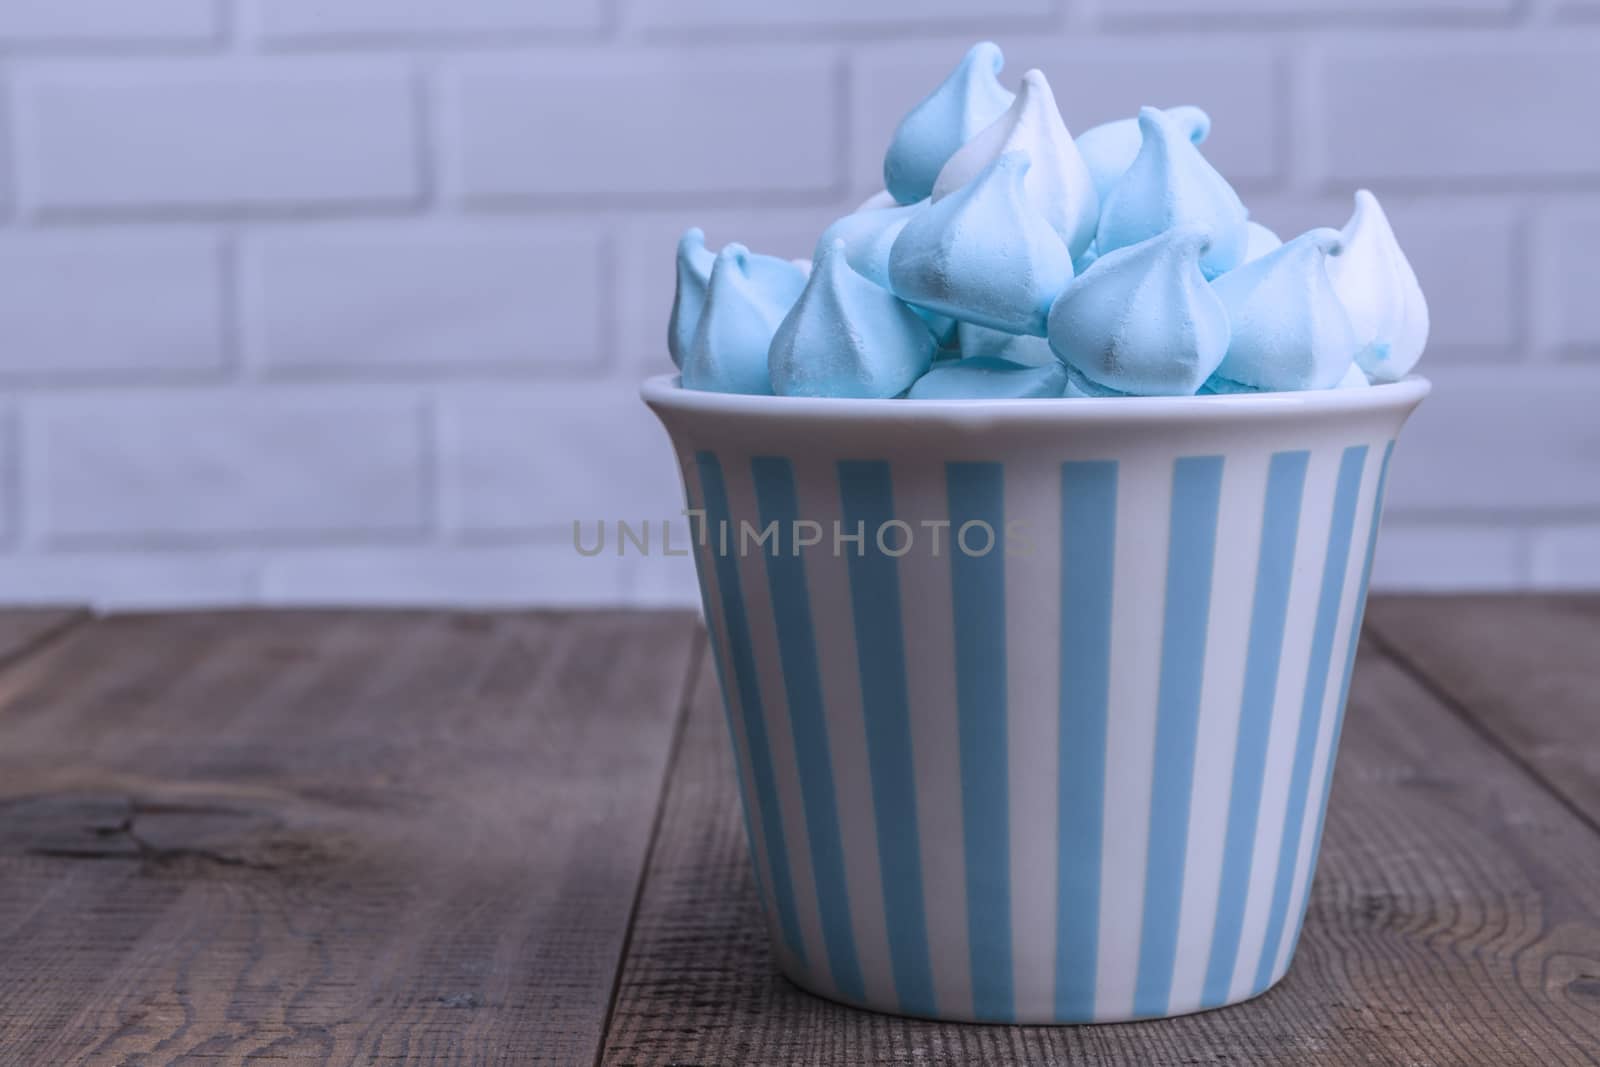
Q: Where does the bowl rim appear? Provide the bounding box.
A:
[641,372,1432,427]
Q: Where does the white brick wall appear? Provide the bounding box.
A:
[0,3,1595,608]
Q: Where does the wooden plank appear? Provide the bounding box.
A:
[0,609,700,1065]
[1367,594,1600,829]
[601,630,1600,1066]
[0,608,87,669]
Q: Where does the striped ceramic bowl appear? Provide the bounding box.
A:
[642,373,1429,1025]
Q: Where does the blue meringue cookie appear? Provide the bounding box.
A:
[1063,362,1134,397]
[889,150,1074,336]
[1199,374,1260,395]
[1212,228,1360,391]
[769,240,935,399]
[681,244,808,395]
[667,228,716,368]
[884,41,1015,206]
[1242,220,1283,263]
[958,321,1056,366]
[907,355,1066,399]
[1046,225,1231,396]
[933,70,1100,262]
[1326,189,1429,383]
[1097,107,1249,279]
[1075,105,1211,204]
[815,199,924,289]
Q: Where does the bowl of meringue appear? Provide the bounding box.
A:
[642,41,1430,1025]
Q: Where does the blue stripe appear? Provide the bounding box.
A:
[1289,441,1394,953]
[695,451,808,966]
[1252,444,1368,991]
[1134,455,1225,1017]
[686,462,768,907]
[945,461,1013,1021]
[1201,449,1310,1008]
[837,460,936,1016]
[752,457,864,1001]
[1055,461,1118,1021]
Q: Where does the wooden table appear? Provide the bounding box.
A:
[0,598,1596,1065]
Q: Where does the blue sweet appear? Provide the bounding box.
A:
[888,150,1074,336]
[1047,225,1231,396]
[907,355,1067,399]
[815,199,924,289]
[1212,228,1359,391]
[667,228,716,368]
[1075,105,1210,204]
[769,240,935,399]
[1096,107,1248,279]
[680,244,808,395]
[932,70,1099,262]
[883,42,1015,206]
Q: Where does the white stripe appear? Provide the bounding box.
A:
[723,456,831,988]
[684,456,786,954]
[894,458,974,1020]
[1094,451,1173,1020]
[1003,457,1063,1021]
[1270,441,1383,981]
[1165,447,1270,1015]
[794,456,896,1004]
[1227,444,1339,1002]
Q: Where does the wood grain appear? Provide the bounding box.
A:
[0,608,87,668]
[0,610,700,1066]
[600,619,1600,1066]
[1367,594,1600,830]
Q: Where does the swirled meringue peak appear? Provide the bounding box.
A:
[681,244,808,395]
[769,240,935,399]
[890,150,1074,335]
[1047,225,1231,395]
[1075,105,1211,204]
[908,355,1067,399]
[1212,227,1360,391]
[1327,189,1429,382]
[1097,107,1248,279]
[667,228,716,368]
[933,70,1099,261]
[883,41,1014,206]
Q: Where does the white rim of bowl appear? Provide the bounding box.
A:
[641,373,1432,427]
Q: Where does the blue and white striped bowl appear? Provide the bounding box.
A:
[643,374,1429,1024]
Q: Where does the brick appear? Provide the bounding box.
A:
[1105,0,1509,17]
[616,210,833,372]
[245,227,602,375]
[631,0,1049,31]
[18,61,419,214]
[0,0,217,43]
[1369,522,1526,591]
[260,544,627,606]
[447,54,838,200]
[1530,526,1600,589]
[32,392,428,544]
[1384,368,1600,517]
[440,386,686,537]
[0,552,257,608]
[852,43,1279,197]
[1538,206,1600,353]
[1314,43,1600,183]
[0,235,224,379]
[1253,196,1517,358]
[250,0,602,40]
